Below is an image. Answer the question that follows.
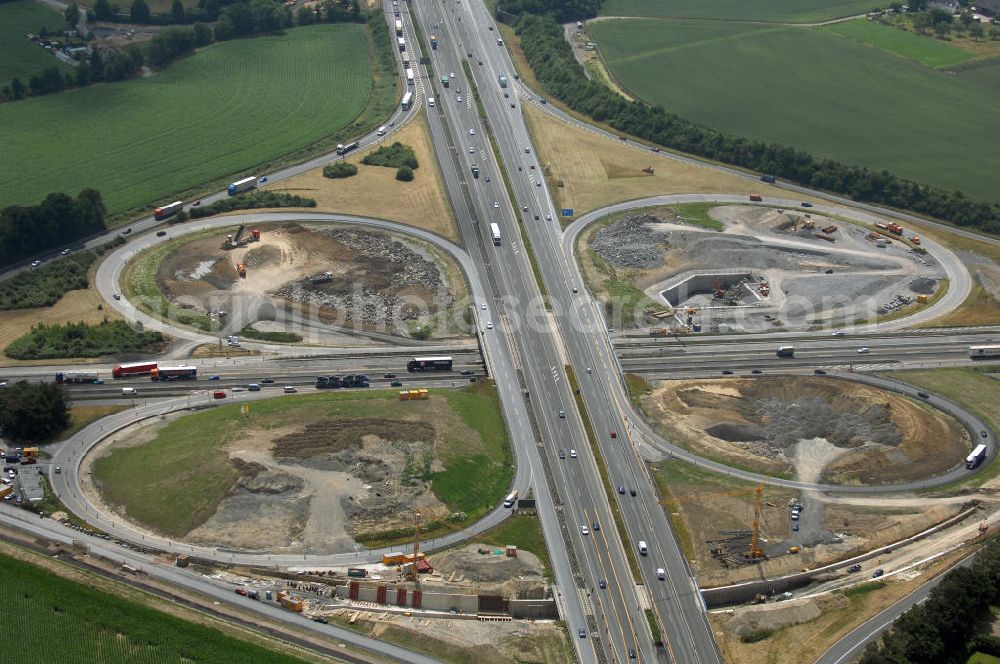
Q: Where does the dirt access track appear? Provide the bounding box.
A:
[642,375,969,485]
[155,222,469,342]
[583,205,945,332]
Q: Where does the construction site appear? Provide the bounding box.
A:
[582,205,945,333]
[151,221,470,343]
[640,375,981,591]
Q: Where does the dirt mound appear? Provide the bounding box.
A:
[738,379,901,450]
[432,543,544,584]
[591,214,670,268]
[909,277,937,295]
[643,376,969,484]
[272,418,436,459]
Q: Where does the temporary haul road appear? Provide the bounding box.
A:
[1,0,998,662]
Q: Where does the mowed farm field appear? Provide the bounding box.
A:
[598,0,877,22]
[589,18,1000,201]
[0,24,376,217]
[0,0,72,83]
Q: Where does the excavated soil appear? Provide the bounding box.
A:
[643,376,969,484]
[154,223,467,339]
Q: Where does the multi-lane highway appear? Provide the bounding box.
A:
[3,0,998,661]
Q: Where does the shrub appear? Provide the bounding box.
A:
[189,191,315,218]
[396,166,414,182]
[363,142,418,169]
[5,320,164,359]
[323,162,358,179]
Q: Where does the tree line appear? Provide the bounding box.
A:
[859,537,1000,664]
[2,0,365,103]
[0,381,71,443]
[5,320,165,360]
[498,0,601,23]
[85,0,362,28]
[0,190,107,266]
[514,12,1000,235]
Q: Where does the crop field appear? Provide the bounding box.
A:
[0,24,375,217]
[590,19,1000,201]
[824,18,973,67]
[0,553,307,663]
[598,0,877,23]
[0,1,72,83]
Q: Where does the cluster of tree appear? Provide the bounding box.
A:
[89,0,362,28]
[883,0,999,41]
[5,320,165,360]
[323,162,359,178]
[497,0,602,23]
[362,142,419,169]
[859,538,1000,664]
[147,25,211,67]
[239,325,303,342]
[514,14,1000,234]
[189,191,316,218]
[0,238,122,311]
[0,190,107,266]
[0,382,71,443]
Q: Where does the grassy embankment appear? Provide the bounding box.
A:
[93,383,512,542]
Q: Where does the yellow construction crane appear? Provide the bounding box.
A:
[748,482,765,560]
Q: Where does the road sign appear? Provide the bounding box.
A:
[561,208,574,217]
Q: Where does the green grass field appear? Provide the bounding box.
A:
[0,0,72,83]
[598,0,878,23]
[590,19,1000,201]
[0,552,308,663]
[825,18,973,67]
[94,385,511,538]
[1,24,376,218]
[893,368,1000,490]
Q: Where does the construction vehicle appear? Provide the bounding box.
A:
[821,225,837,234]
[875,222,904,236]
[911,235,921,245]
[814,233,835,243]
[237,263,246,278]
[749,194,762,202]
[641,166,655,174]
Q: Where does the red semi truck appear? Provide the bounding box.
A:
[112,361,158,379]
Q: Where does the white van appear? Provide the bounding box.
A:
[283,386,297,393]
[638,541,648,556]
[656,568,665,580]
[428,97,435,107]
[122,387,137,396]
[377,125,386,136]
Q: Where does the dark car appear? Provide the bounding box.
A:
[261,378,275,384]
[121,227,132,235]
[751,369,763,374]
[559,450,566,459]
[156,230,167,237]
[598,579,607,589]
[722,369,734,375]
[618,485,625,494]
[629,649,637,660]
[814,369,827,375]
[983,431,989,438]
[312,617,328,624]
[629,488,637,497]
[384,373,396,379]
[578,628,586,639]
[208,375,221,381]
[848,564,862,573]
[801,202,813,207]
[917,391,930,398]
[872,568,884,578]
[592,522,600,532]
[792,522,799,531]
[391,381,403,387]
[460,370,475,376]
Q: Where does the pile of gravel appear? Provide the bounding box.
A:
[909,277,937,295]
[739,395,901,450]
[591,214,669,268]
